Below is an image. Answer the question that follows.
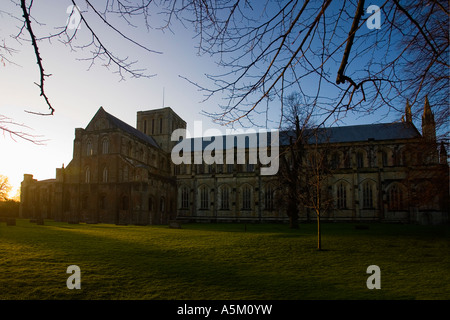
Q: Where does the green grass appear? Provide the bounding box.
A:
[0,219,449,300]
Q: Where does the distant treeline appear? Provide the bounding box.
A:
[0,200,19,218]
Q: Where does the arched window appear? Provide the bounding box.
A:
[86,140,93,156]
[102,167,108,183]
[127,142,132,157]
[220,185,230,210]
[265,184,274,211]
[102,138,109,154]
[181,187,189,209]
[148,197,153,212]
[242,185,252,210]
[336,182,347,209]
[85,167,90,183]
[387,184,405,210]
[200,186,209,209]
[362,181,374,209]
[160,196,165,212]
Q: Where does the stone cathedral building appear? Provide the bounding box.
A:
[20,99,449,225]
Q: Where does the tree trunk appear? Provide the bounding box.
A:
[317,214,321,250]
[288,198,299,229]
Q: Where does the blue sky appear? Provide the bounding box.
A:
[0,0,411,195]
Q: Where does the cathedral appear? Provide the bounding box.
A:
[20,98,449,225]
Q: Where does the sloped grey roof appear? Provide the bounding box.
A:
[102,108,160,148]
[293,122,422,144]
[176,122,421,151]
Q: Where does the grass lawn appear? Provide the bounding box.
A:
[0,219,449,300]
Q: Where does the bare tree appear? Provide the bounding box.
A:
[0,115,45,145]
[0,175,12,201]
[277,92,335,248]
[298,133,335,250]
[2,1,449,141]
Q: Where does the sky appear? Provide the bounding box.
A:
[0,0,406,197]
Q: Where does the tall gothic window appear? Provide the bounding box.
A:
[336,182,347,209]
[242,185,252,210]
[220,185,230,210]
[362,182,373,209]
[148,197,153,212]
[181,187,189,209]
[102,138,109,154]
[102,167,108,183]
[200,186,209,210]
[86,140,93,156]
[388,184,404,210]
[265,185,274,211]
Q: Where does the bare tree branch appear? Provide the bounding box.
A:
[20,0,54,116]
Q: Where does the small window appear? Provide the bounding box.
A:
[85,167,91,183]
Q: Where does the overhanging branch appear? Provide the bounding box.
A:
[20,0,54,116]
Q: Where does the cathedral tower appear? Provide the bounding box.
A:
[136,107,186,153]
